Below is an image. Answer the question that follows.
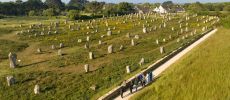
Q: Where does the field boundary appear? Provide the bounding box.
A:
[98,28,216,100]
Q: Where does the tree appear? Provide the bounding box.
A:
[25,0,44,12]
[85,1,105,15]
[103,4,118,16]
[45,0,64,10]
[68,0,88,10]
[162,1,174,8]
[67,10,80,20]
[117,2,135,15]
[187,2,206,12]
[28,10,36,16]
[223,5,230,11]
[43,8,55,16]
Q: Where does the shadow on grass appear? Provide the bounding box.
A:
[18,60,49,68]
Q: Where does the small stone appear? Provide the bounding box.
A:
[37,48,42,53]
[139,58,145,66]
[60,43,64,48]
[34,84,40,94]
[108,45,113,54]
[131,39,135,46]
[6,76,15,86]
[58,49,63,56]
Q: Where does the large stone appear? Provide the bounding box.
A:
[58,49,63,56]
[84,64,89,73]
[143,27,147,33]
[156,39,159,45]
[120,45,124,51]
[160,46,165,54]
[139,58,145,66]
[126,66,131,73]
[107,31,112,36]
[34,84,40,94]
[60,43,64,48]
[89,52,94,59]
[131,39,135,46]
[108,45,113,54]
[51,45,56,50]
[37,48,42,53]
[6,76,15,86]
[8,52,17,68]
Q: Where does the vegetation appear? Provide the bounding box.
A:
[0,13,216,99]
[131,27,230,100]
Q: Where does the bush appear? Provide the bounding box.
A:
[221,16,230,28]
[28,10,36,16]
[67,10,80,20]
[43,8,55,16]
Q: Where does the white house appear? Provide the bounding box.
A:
[153,5,168,14]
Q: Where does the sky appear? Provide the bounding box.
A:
[0,0,229,4]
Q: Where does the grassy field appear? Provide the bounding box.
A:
[131,27,230,100]
[0,14,217,99]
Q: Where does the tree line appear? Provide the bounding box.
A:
[0,0,229,19]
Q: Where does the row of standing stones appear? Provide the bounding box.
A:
[6,13,219,94]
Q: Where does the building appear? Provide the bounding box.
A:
[153,5,169,14]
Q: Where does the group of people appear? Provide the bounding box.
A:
[120,71,154,98]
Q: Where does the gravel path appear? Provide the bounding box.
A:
[113,29,218,100]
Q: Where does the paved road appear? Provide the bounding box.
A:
[114,29,218,100]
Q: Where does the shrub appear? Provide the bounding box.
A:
[67,10,80,20]
[28,10,36,16]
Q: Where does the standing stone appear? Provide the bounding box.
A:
[108,45,113,54]
[84,64,89,73]
[85,43,89,49]
[58,49,63,56]
[99,40,102,45]
[131,39,135,46]
[143,27,147,33]
[126,66,131,73]
[6,76,15,86]
[89,52,94,59]
[160,47,165,54]
[126,33,130,38]
[163,38,166,42]
[34,84,40,94]
[37,48,42,53]
[139,58,145,66]
[120,45,124,51]
[177,38,180,43]
[8,52,17,68]
[156,39,159,45]
[107,31,112,36]
[60,43,64,48]
[51,45,56,50]
[78,39,82,43]
[134,35,140,39]
[86,36,90,42]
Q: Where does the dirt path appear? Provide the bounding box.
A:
[112,29,218,100]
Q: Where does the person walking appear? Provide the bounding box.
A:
[120,80,126,98]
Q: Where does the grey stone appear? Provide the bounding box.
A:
[8,52,17,68]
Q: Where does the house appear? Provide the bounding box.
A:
[153,5,169,14]
[154,5,185,13]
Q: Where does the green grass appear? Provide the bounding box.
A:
[131,28,230,100]
[0,14,218,99]
[0,39,28,59]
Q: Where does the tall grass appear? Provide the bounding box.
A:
[131,28,230,100]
